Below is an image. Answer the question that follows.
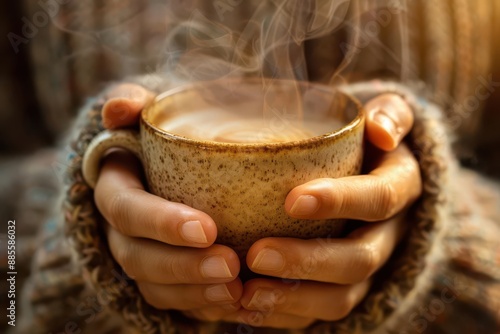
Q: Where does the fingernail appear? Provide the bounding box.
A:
[373,109,401,138]
[252,249,285,271]
[201,256,233,279]
[248,289,280,309]
[290,195,319,216]
[181,220,208,244]
[205,284,233,302]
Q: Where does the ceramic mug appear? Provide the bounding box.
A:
[82,78,365,271]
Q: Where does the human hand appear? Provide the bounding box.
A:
[220,94,421,329]
[94,84,243,321]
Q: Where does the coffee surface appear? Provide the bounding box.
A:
[154,108,345,143]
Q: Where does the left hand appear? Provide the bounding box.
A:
[217,93,422,329]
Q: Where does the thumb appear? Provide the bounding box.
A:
[102,83,155,129]
[364,94,414,151]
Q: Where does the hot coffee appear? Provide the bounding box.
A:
[153,107,346,144]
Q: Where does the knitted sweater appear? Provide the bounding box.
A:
[1,1,500,333]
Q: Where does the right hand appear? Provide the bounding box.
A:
[94,83,243,321]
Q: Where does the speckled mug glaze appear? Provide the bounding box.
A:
[83,78,365,265]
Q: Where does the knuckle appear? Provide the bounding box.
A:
[351,242,380,283]
[157,215,184,247]
[320,179,336,212]
[309,246,337,280]
[108,191,133,233]
[321,180,342,216]
[146,213,172,244]
[373,179,398,220]
[116,243,137,279]
[324,179,359,218]
[161,254,194,283]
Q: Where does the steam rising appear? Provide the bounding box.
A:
[51,0,411,101]
[162,0,353,83]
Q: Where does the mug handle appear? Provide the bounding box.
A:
[82,130,143,189]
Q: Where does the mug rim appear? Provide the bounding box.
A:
[141,77,364,150]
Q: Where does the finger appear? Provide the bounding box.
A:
[95,150,217,247]
[241,278,370,321]
[364,93,414,151]
[247,212,407,284]
[183,302,241,322]
[222,309,315,329]
[102,83,154,129]
[107,227,239,284]
[137,279,243,311]
[285,144,421,221]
